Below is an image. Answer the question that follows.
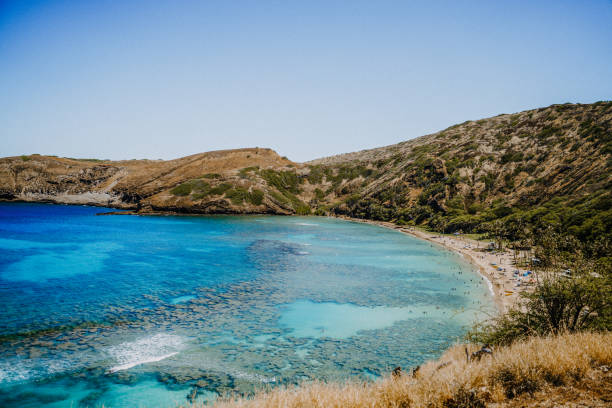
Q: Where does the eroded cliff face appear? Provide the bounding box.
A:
[0,148,302,214]
[0,157,126,206]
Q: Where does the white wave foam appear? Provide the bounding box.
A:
[476,270,495,296]
[485,277,495,296]
[107,333,184,373]
[108,352,179,373]
[0,362,32,383]
[0,357,71,384]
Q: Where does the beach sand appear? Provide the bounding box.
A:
[335,217,532,313]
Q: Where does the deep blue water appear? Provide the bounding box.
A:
[0,202,493,407]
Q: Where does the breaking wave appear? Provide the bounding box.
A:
[107,333,185,373]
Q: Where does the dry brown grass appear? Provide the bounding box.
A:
[190,332,612,408]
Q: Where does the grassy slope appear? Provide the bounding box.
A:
[198,332,611,408]
[304,102,612,255]
[159,102,612,249]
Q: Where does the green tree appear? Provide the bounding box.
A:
[469,259,611,345]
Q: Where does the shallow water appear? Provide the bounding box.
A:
[0,203,494,407]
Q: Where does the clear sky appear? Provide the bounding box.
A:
[1,1,611,162]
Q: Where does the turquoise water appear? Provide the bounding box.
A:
[0,203,494,407]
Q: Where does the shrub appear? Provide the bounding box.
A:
[222,187,264,206]
[418,182,445,205]
[190,179,210,193]
[294,203,311,215]
[467,203,483,215]
[269,190,290,205]
[500,151,524,164]
[536,126,560,141]
[225,187,249,205]
[307,165,328,184]
[266,187,310,214]
[313,206,328,216]
[209,183,232,195]
[493,369,540,399]
[479,172,497,191]
[443,387,486,408]
[170,182,193,196]
[313,188,325,201]
[238,167,259,178]
[169,179,213,199]
[259,169,302,194]
[468,266,611,346]
[249,189,264,205]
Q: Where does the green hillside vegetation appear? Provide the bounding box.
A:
[308,102,611,260]
[169,168,311,213]
[165,103,611,258]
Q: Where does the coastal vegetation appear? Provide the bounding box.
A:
[468,266,611,346]
[466,225,611,347]
[166,167,311,214]
[169,178,268,207]
[200,332,612,408]
[311,102,612,263]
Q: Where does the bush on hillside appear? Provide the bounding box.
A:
[468,264,611,346]
[170,182,193,196]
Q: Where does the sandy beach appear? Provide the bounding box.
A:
[335,217,533,312]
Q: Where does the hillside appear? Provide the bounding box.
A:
[1,102,611,249]
[309,101,612,254]
[0,148,302,214]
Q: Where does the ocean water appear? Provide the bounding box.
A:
[0,202,494,407]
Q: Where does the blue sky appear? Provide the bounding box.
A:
[1,0,611,162]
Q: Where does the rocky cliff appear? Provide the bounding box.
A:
[0,148,300,214]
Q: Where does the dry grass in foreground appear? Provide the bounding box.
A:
[191,332,611,408]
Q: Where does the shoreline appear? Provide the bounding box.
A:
[332,216,526,313]
[1,200,521,312]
